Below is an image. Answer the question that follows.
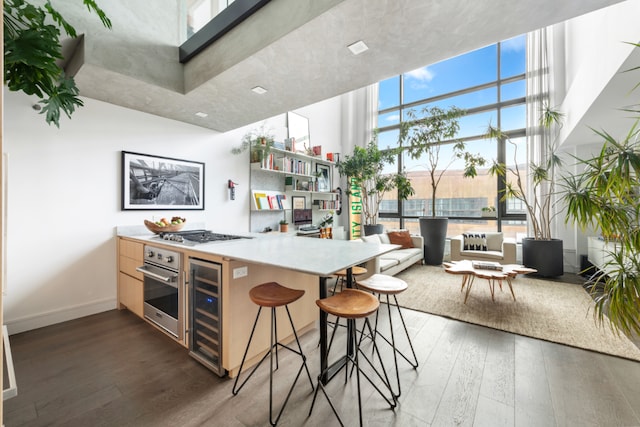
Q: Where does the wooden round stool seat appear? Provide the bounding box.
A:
[334,266,368,277]
[357,274,408,295]
[249,282,305,308]
[316,289,379,319]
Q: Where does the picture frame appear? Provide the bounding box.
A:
[292,196,306,210]
[122,151,205,210]
[316,163,331,192]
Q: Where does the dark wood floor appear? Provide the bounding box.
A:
[4,304,640,426]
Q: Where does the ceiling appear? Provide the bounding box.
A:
[65,0,628,133]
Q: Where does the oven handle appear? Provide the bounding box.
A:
[136,266,178,284]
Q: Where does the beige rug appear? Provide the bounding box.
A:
[394,264,640,362]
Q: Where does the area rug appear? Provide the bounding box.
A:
[394,264,640,362]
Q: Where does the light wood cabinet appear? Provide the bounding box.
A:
[117,238,144,318]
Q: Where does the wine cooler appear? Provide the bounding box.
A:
[189,258,225,377]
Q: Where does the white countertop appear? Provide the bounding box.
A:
[118,228,397,277]
[196,235,398,277]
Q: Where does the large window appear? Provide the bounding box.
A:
[376,35,527,239]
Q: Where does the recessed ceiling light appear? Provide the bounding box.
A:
[252,86,268,95]
[348,40,369,55]
[195,112,208,118]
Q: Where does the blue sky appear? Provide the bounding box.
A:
[376,34,527,171]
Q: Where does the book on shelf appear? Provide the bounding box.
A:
[254,192,266,209]
[471,261,503,271]
[257,197,269,210]
[275,194,284,209]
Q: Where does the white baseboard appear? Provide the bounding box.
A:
[5,298,117,335]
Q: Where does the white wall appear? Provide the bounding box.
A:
[3,88,346,334]
[551,1,640,271]
[3,90,247,333]
[558,0,640,146]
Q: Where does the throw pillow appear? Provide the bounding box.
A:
[463,233,487,251]
[387,230,414,249]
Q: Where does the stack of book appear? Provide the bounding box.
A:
[471,261,503,271]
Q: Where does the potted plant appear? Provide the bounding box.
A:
[337,134,414,236]
[481,206,497,218]
[231,123,275,163]
[401,105,486,265]
[485,105,564,276]
[561,52,640,334]
[3,0,111,127]
[279,219,289,233]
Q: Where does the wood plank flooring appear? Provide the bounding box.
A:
[4,305,640,426]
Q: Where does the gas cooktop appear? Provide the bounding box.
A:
[156,229,251,245]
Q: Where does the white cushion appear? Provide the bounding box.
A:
[485,232,503,251]
[362,234,381,244]
[383,248,421,264]
[379,257,399,271]
[463,233,486,251]
[379,233,391,244]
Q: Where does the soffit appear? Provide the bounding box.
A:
[68,0,626,133]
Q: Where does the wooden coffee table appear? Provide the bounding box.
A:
[443,260,537,303]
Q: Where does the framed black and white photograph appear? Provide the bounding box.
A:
[292,196,306,210]
[316,163,331,192]
[122,151,204,210]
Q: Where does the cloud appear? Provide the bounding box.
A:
[501,35,525,53]
[405,67,435,82]
[385,114,400,123]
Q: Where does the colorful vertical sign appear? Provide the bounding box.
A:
[348,177,362,239]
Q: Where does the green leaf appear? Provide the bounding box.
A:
[3,0,111,126]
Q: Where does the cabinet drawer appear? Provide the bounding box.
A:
[118,272,143,318]
[119,256,144,281]
[119,239,144,262]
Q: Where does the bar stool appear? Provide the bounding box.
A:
[309,289,395,426]
[332,266,368,294]
[232,282,314,426]
[356,274,419,398]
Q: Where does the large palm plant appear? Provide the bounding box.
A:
[562,42,640,335]
[562,121,640,336]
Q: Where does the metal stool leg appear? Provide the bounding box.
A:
[233,304,314,426]
[309,315,395,427]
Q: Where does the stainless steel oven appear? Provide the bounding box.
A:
[136,245,184,340]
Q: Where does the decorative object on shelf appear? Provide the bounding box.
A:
[231,123,275,163]
[337,133,414,236]
[485,105,564,276]
[144,218,186,234]
[287,111,310,149]
[292,196,306,210]
[279,219,289,233]
[316,163,331,192]
[122,151,204,210]
[402,105,486,265]
[319,211,334,228]
[481,206,497,218]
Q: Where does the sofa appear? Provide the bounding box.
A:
[358,230,424,277]
[450,231,517,264]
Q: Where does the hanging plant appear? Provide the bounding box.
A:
[3,0,112,127]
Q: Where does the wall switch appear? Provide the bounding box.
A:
[233,266,248,279]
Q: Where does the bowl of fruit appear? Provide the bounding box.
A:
[144,217,186,234]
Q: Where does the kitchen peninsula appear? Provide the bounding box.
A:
[117,229,398,378]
